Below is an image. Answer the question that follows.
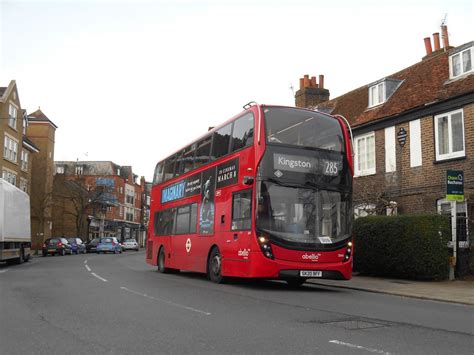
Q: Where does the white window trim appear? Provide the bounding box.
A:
[8,102,18,130]
[2,167,18,186]
[449,46,473,79]
[3,134,19,163]
[434,109,465,161]
[20,150,29,171]
[409,119,422,167]
[384,126,396,173]
[354,132,376,177]
[368,82,386,108]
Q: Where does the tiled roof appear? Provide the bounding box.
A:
[28,108,58,128]
[317,43,474,128]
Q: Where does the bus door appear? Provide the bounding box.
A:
[222,188,253,276]
[172,203,198,270]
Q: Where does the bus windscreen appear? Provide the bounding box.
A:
[256,181,351,247]
[264,107,344,152]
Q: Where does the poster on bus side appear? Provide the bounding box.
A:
[200,167,216,235]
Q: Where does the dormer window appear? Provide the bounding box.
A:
[368,78,403,108]
[450,45,472,79]
[369,82,385,107]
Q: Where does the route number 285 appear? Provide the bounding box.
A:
[324,161,339,176]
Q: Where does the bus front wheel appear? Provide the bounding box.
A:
[208,247,226,284]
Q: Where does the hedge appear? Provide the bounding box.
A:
[353,215,450,280]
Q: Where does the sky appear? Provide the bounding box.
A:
[1,0,473,181]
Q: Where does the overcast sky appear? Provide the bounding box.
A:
[1,0,472,181]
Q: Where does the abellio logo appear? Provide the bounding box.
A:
[302,253,321,261]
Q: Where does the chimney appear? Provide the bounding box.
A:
[303,75,310,88]
[433,32,440,50]
[319,75,324,89]
[295,74,330,108]
[441,25,449,48]
[424,37,433,55]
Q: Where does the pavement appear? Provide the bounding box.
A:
[308,274,474,305]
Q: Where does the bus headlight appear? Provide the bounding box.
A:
[257,234,274,259]
[344,241,353,261]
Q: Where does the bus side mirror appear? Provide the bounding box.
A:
[243,176,254,185]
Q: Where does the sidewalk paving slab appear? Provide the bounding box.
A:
[307,275,474,306]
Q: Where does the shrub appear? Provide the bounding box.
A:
[353,215,450,280]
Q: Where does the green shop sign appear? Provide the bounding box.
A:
[446,170,464,201]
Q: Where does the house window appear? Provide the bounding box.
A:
[8,104,17,130]
[22,113,28,135]
[20,178,28,192]
[2,169,17,186]
[434,109,464,161]
[21,150,29,171]
[354,132,375,176]
[3,135,18,163]
[368,82,386,107]
[450,46,472,78]
[75,165,84,175]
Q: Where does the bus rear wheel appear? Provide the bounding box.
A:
[208,247,226,284]
[158,247,179,274]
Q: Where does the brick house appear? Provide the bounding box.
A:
[1,80,39,193]
[52,161,146,242]
[27,109,58,248]
[295,26,474,275]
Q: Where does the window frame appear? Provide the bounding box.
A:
[354,132,376,177]
[368,82,386,108]
[3,134,19,163]
[434,109,465,161]
[21,150,29,171]
[8,103,18,130]
[449,46,473,79]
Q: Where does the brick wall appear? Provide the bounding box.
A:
[354,103,474,214]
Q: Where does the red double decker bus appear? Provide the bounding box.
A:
[146,103,354,285]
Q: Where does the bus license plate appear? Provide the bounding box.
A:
[300,270,322,277]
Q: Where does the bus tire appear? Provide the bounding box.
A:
[158,247,170,274]
[208,247,225,284]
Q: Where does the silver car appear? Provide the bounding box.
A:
[122,239,139,251]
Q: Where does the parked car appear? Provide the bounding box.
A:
[97,237,122,254]
[42,237,73,256]
[66,237,86,254]
[86,238,100,253]
[123,238,139,251]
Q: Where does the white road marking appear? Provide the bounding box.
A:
[84,260,88,264]
[329,340,390,354]
[0,269,9,274]
[85,265,91,272]
[91,273,108,282]
[120,286,211,316]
